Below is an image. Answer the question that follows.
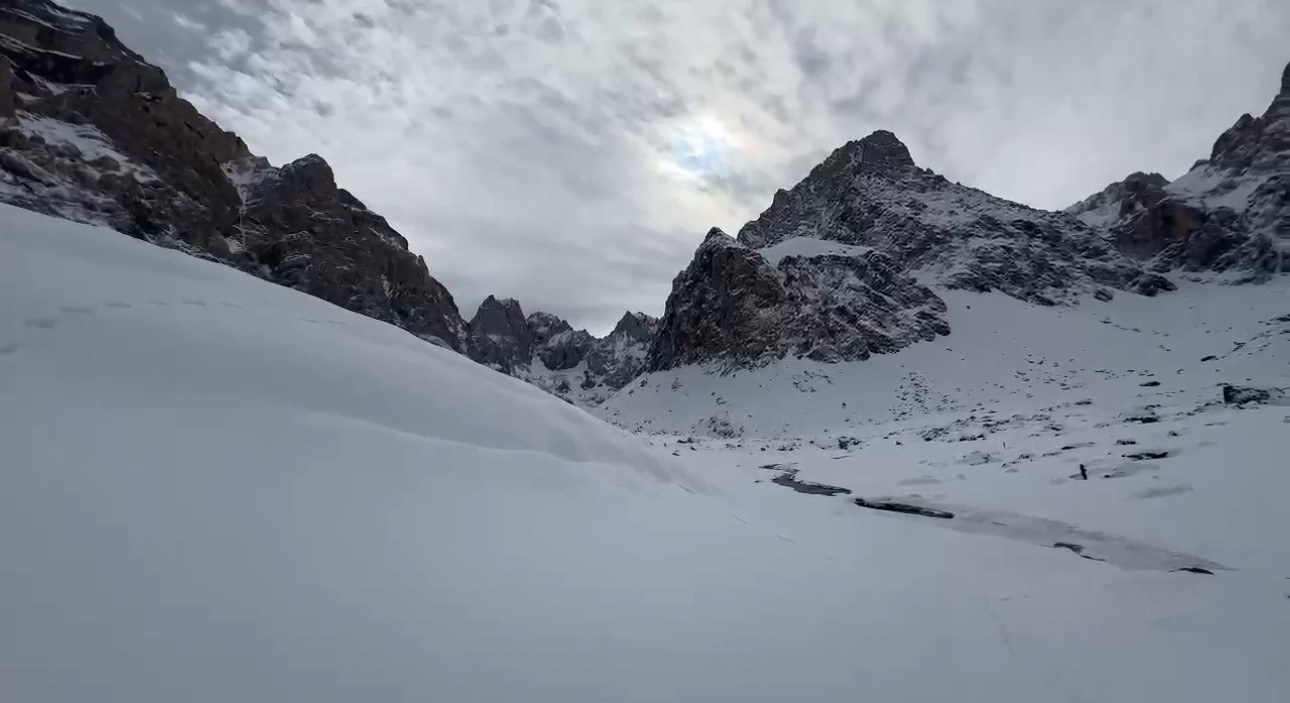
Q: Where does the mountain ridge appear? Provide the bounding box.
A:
[465,295,658,405]
[0,0,468,348]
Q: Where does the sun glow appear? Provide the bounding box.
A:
[663,113,737,180]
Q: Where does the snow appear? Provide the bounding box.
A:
[17,112,157,182]
[3,204,1290,702]
[1065,187,1128,229]
[758,236,872,264]
[603,284,1289,436]
[221,158,273,204]
[1166,163,1266,213]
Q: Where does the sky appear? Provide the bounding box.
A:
[67,0,1289,333]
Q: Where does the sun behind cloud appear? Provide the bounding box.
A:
[663,113,738,181]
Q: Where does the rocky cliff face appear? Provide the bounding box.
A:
[0,0,466,348]
[650,228,949,370]
[1067,60,1289,278]
[652,130,1172,372]
[465,298,656,406]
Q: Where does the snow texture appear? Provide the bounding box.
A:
[758,236,873,265]
[5,205,1288,702]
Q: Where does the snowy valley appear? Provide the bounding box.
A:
[4,196,1289,703]
[1,0,1289,701]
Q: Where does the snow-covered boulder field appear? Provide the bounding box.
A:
[3,204,1289,702]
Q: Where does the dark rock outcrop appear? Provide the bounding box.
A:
[1069,59,1290,278]
[651,227,950,370]
[466,296,533,372]
[528,311,595,371]
[465,296,658,406]
[0,0,467,348]
[1221,384,1284,406]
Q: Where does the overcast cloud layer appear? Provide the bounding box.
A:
[69,0,1289,332]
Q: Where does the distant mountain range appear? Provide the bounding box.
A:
[1,0,1285,406]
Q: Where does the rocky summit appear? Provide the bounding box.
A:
[0,0,466,348]
[736,130,1168,307]
[652,61,1290,374]
[1067,59,1290,279]
[651,129,1176,372]
[466,297,657,406]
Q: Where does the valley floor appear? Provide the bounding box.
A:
[2,204,1288,702]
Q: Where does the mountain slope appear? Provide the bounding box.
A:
[0,0,466,347]
[6,202,1290,703]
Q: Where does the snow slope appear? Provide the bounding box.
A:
[605,285,1290,437]
[3,204,1289,702]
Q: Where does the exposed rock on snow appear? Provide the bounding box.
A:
[0,0,467,348]
[1221,384,1285,406]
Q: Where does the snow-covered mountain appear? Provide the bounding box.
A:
[2,3,1289,693]
[1067,61,1289,277]
[466,295,656,405]
[0,0,466,348]
[644,61,1289,378]
[6,201,1290,703]
[649,129,1174,373]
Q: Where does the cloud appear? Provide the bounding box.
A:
[63,0,1290,332]
[170,12,208,33]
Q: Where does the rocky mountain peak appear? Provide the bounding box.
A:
[276,154,337,191]
[0,0,469,349]
[735,123,1165,306]
[465,298,657,405]
[609,311,658,342]
[467,296,533,373]
[470,295,528,336]
[1125,171,1170,190]
[1069,58,1288,278]
[785,130,916,204]
[834,130,916,175]
[1207,60,1290,171]
[527,311,573,339]
[703,226,735,245]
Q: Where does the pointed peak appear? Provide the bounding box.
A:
[814,130,915,183]
[849,130,915,170]
[858,129,908,149]
[701,227,739,249]
[610,311,658,341]
[474,295,523,316]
